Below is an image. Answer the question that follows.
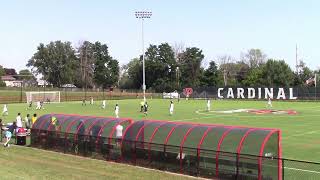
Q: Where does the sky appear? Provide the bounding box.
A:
[0,0,319,72]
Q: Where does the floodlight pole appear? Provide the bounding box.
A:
[135,11,152,102]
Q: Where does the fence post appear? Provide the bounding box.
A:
[197,148,200,176]
[282,159,284,180]
[64,133,67,153]
[236,152,239,179]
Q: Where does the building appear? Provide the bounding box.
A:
[1,75,23,87]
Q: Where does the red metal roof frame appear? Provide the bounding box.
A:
[92,117,133,149]
[179,126,198,173]
[64,116,92,139]
[73,117,100,141]
[258,129,280,180]
[197,126,216,163]
[122,119,281,179]
[34,114,53,129]
[215,127,236,176]
[47,115,70,131]
[34,115,282,180]
[84,118,104,135]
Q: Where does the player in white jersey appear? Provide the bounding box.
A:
[115,123,123,147]
[101,100,106,109]
[2,104,8,116]
[115,104,119,118]
[267,98,272,109]
[16,113,23,129]
[36,101,41,110]
[90,97,94,105]
[207,99,211,111]
[169,101,174,115]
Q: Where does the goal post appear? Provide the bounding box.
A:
[26,91,61,103]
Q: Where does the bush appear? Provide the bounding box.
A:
[0,80,6,87]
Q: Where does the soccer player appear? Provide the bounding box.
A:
[25,114,31,130]
[101,100,106,109]
[115,104,119,118]
[36,101,41,110]
[40,101,45,109]
[90,97,94,105]
[115,123,123,147]
[267,98,272,109]
[2,104,8,116]
[31,113,37,125]
[169,101,174,115]
[207,99,211,111]
[16,113,23,130]
[51,116,59,131]
[140,101,144,112]
[144,102,149,116]
[27,101,32,110]
[82,98,86,106]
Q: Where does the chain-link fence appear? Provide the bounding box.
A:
[1,126,319,180]
[179,86,320,101]
[26,128,320,180]
[283,159,320,180]
[0,87,161,104]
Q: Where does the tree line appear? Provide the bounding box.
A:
[20,41,320,92]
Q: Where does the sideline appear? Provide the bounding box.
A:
[0,143,209,180]
[282,130,320,139]
[284,167,320,174]
[2,143,320,177]
[194,109,320,119]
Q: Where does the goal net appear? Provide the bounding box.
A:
[26,91,61,103]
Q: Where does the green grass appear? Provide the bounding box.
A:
[1,99,320,179]
[0,145,192,180]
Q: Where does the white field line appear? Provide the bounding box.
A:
[282,130,320,139]
[194,109,320,119]
[284,167,320,174]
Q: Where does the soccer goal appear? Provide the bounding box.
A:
[26,91,60,103]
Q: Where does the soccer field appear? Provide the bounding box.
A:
[1,99,320,179]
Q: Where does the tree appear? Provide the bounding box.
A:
[241,49,266,68]
[242,66,264,86]
[200,61,223,86]
[75,41,95,88]
[179,47,204,87]
[293,61,313,86]
[0,65,6,87]
[18,69,35,80]
[93,42,119,89]
[27,41,78,87]
[143,43,177,92]
[261,59,294,87]
[124,58,142,89]
[0,65,5,76]
[217,55,236,86]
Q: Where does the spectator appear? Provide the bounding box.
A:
[31,114,37,125]
[4,122,17,147]
[25,114,31,130]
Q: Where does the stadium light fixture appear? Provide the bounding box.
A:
[135,11,152,102]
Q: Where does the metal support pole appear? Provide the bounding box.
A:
[142,19,146,102]
[135,11,152,102]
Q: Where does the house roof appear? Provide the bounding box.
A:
[1,75,16,81]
